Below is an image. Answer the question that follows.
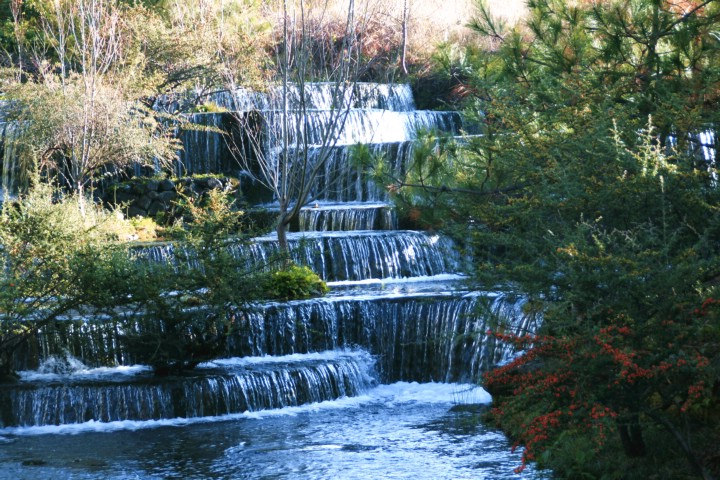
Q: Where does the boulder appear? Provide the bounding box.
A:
[135,195,152,211]
[159,179,176,192]
[127,205,147,218]
[158,190,178,203]
[110,190,135,204]
[147,200,166,216]
[206,177,223,190]
[145,179,160,192]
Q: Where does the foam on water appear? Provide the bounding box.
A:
[327,273,469,287]
[18,364,151,382]
[302,201,393,210]
[197,349,368,369]
[261,289,481,305]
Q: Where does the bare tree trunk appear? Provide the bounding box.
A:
[225,0,364,256]
[10,0,23,80]
[276,200,290,256]
[401,0,409,76]
[281,0,290,225]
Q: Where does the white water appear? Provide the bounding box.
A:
[206,82,417,112]
[0,382,489,437]
[197,350,369,369]
[262,109,461,146]
[0,81,550,478]
[0,381,552,480]
[18,364,151,383]
[327,273,468,286]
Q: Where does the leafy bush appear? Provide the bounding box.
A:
[0,186,138,380]
[128,216,161,241]
[0,183,264,379]
[118,297,232,376]
[190,102,227,113]
[262,264,329,301]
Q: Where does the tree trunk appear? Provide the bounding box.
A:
[276,217,289,254]
[617,414,646,458]
[276,201,291,265]
[11,0,23,80]
[0,349,21,383]
[77,182,87,218]
[401,0,409,76]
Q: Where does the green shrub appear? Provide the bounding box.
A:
[129,216,160,241]
[263,264,329,301]
[0,185,140,380]
[190,102,227,113]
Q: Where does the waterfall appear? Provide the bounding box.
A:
[238,230,460,281]
[0,121,20,200]
[353,83,416,111]
[261,109,462,147]
[132,230,461,282]
[175,113,236,176]
[298,203,397,231]
[20,287,537,385]
[291,140,417,202]
[5,82,538,433]
[231,290,532,383]
[205,83,417,112]
[165,83,463,201]
[0,351,375,427]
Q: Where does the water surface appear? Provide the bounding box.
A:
[0,382,550,479]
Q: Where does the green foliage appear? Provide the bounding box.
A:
[1,0,272,195]
[467,0,720,138]
[358,131,466,229]
[0,183,266,379]
[190,102,228,113]
[167,186,244,236]
[384,1,720,478]
[411,41,487,110]
[128,216,161,241]
[114,259,237,375]
[484,296,720,477]
[115,188,262,374]
[0,185,137,380]
[3,72,179,194]
[262,264,329,301]
[122,0,271,96]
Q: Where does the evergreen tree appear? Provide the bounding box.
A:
[383,0,720,477]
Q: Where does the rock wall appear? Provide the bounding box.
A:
[102,176,240,218]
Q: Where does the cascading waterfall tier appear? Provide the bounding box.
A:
[275,136,478,203]
[260,109,462,147]
[267,82,417,111]
[132,230,461,282]
[0,121,20,199]
[284,140,417,202]
[160,83,417,113]
[0,351,375,428]
[230,289,532,383]
[241,230,460,281]
[21,286,536,384]
[2,81,538,434]
[173,82,463,183]
[174,112,236,176]
[297,203,397,232]
[175,109,461,178]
